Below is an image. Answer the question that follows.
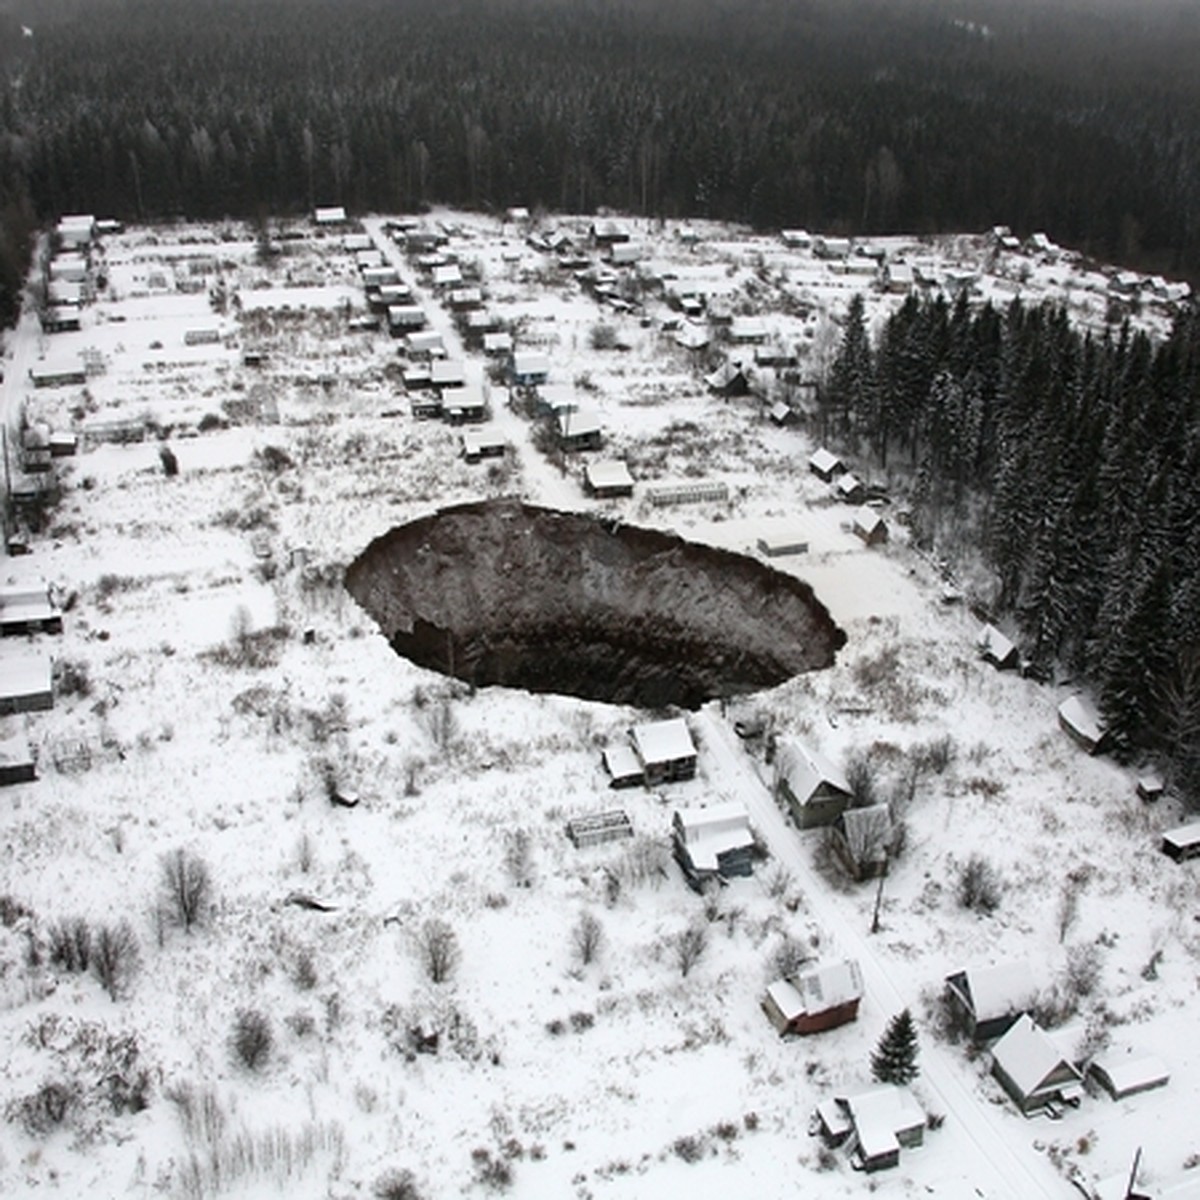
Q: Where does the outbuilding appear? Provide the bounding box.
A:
[816,1086,925,1173]
[978,624,1019,670]
[0,730,36,786]
[0,584,63,636]
[0,652,53,715]
[461,430,507,463]
[1160,821,1200,863]
[1058,694,1108,754]
[853,507,888,546]
[1089,1053,1169,1101]
[510,351,550,388]
[584,460,634,499]
[809,447,844,482]
[558,409,602,452]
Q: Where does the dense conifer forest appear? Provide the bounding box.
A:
[828,294,1200,795]
[0,0,1199,324]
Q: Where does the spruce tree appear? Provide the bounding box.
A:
[871,1008,919,1085]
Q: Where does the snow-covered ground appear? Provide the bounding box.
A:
[0,211,1196,1200]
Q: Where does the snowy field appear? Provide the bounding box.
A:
[0,211,1197,1200]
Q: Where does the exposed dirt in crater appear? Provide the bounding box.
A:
[344,499,846,709]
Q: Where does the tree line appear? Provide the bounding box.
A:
[1,0,1199,325]
[827,290,1200,798]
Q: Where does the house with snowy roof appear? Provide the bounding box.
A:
[630,717,696,785]
[584,460,634,499]
[1089,1052,1169,1101]
[762,958,864,1035]
[1058,693,1108,754]
[775,739,853,829]
[990,1014,1084,1115]
[977,623,1019,670]
[944,961,1038,1042]
[808,447,844,482]
[672,802,755,889]
[815,1085,925,1173]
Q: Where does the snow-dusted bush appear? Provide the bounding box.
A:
[673,924,708,978]
[570,910,604,967]
[957,854,1004,915]
[91,920,141,1000]
[47,916,92,973]
[768,934,811,981]
[7,1079,78,1136]
[416,918,461,984]
[231,1008,273,1072]
[374,1168,426,1200]
[503,828,534,888]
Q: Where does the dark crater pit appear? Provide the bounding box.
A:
[344,499,846,710]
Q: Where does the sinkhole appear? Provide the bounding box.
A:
[344,499,845,710]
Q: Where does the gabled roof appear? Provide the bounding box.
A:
[602,743,642,781]
[1058,694,1105,744]
[558,409,602,438]
[844,1086,924,1159]
[809,447,843,475]
[951,961,1037,1023]
[796,958,864,1012]
[978,623,1016,663]
[631,717,695,765]
[585,460,634,491]
[853,506,886,536]
[674,803,752,871]
[776,739,851,805]
[991,1015,1082,1098]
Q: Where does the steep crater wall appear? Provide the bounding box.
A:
[344,499,846,710]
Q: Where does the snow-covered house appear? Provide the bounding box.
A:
[440,385,486,425]
[989,1015,1083,1115]
[852,506,888,546]
[813,236,851,260]
[601,743,643,789]
[510,351,550,388]
[607,242,642,266]
[557,409,602,453]
[0,583,63,636]
[809,447,844,482]
[590,219,630,247]
[762,959,864,1035]
[461,430,507,463]
[815,1085,925,1173]
[704,361,750,397]
[314,205,347,226]
[630,718,696,785]
[483,331,513,358]
[780,229,811,249]
[430,359,467,391]
[729,316,768,344]
[387,304,426,334]
[977,623,1019,670]
[944,961,1038,1042]
[674,322,710,352]
[835,471,864,503]
[672,802,755,889]
[0,730,35,787]
[1160,821,1200,863]
[775,739,853,829]
[831,804,892,881]
[584,460,634,499]
[431,263,463,289]
[0,651,53,715]
[1058,694,1108,754]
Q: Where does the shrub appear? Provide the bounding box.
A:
[571,910,604,967]
[416,918,460,984]
[503,828,534,887]
[568,1011,594,1033]
[292,950,317,991]
[673,924,708,978]
[957,854,1004,914]
[844,749,879,807]
[589,323,618,350]
[54,658,92,699]
[672,1134,706,1163]
[768,934,810,981]
[160,848,213,933]
[231,1009,273,1071]
[8,1079,78,1136]
[48,916,92,973]
[159,445,179,476]
[1064,943,1103,1000]
[374,1168,425,1200]
[91,920,141,1000]
[471,1147,513,1190]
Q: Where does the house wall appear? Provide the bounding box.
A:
[790,998,861,1035]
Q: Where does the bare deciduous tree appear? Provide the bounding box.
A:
[504,828,534,888]
[416,918,460,984]
[673,924,708,978]
[91,920,141,1000]
[231,1008,273,1071]
[571,910,604,968]
[160,848,213,933]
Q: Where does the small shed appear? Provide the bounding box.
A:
[1136,772,1164,803]
[978,624,1019,670]
[816,1086,925,1173]
[809,447,844,482]
[990,1014,1084,1115]
[483,331,513,357]
[831,804,893,881]
[813,236,851,260]
[431,263,463,289]
[461,430,507,463]
[630,717,696,785]
[0,730,36,786]
[565,810,634,849]
[590,219,630,247]
[852,507,888,546]
[49,432,78,458]
[704,361,750,397]
[756,527,809,558]
[781,229,811,249]
[584,460,634,499]
[1160,821,1200,863]
[763,959,864,1036]
[1089,1053,1169,1101]
[608,242,642,266]
[1058,694,1107,754]
[0,652,53,715]
[314,205,347,225]
[558,409,602,453]
[405,330,445,360]
[944,961,1038,1043]
[775,739,853,829]
[602,743,643,788]
[835,472,865,503]
[672,802,755,889]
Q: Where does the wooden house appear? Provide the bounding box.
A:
[704,361,750,397]
[557,409,602,452]
[30,363,87,389]
[461,430,507,463]
[977,624,1019,670]
[56,214,95,248]
[356,248,386,271]
[835,471,865,503]
[813,236,851,260]
[430,359,467,390]
[0,730,36,786]
[483,331,513,357]
[729,316,768,345]
[41,307,81,334]
[1160,821,1200,863]
[388,304,427,334]
[584,460,634,499]
[816,1086,925,1173]
[672,802,755,889]
[630,717,696,785]
[607,242,642,267]
[781,229,811,249]
[853,506,888,546]
[1089,1053,1169,1101]
[403,363,434,392]
[441,385,487,425]
[809,447,844,482]
[510,351,550,388]
[431,263,463,289]
[448,286,483,311]
[313,205,348,226]
[0,584,63,636]
[762,959,864,1035]
[990,1015,1084,1116]
[0,652,53,715]
[404,330,445,360]
[674,322,710,352]
[767,401,797,427]
[775,739,853,829]
[756,526,808,558]
[49,432,78,458]
[944,961,1037,1043]
[1136,772,1164,803]
[831,804,893,881]
[1058,694,1108,754]
[590,219,630,247]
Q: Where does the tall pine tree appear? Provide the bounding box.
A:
[871,1008,919,1085]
